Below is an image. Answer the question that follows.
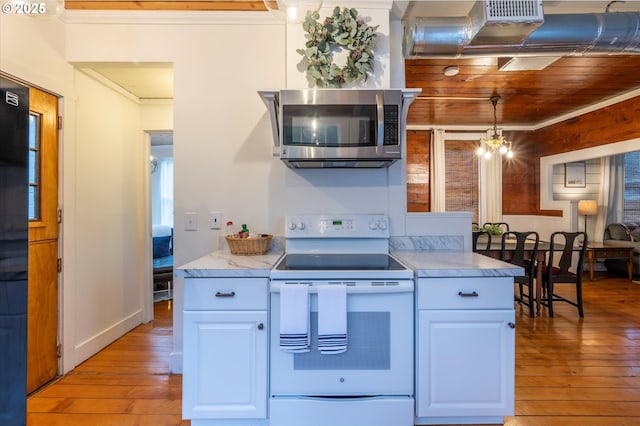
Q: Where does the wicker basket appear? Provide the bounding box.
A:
[225,234,272,255]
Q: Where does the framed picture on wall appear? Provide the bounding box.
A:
[564,161,586,188]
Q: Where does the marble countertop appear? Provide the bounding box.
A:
[177,248,522,279]
[176,249,284,278]
[392,250,523,278]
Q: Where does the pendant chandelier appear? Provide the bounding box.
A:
[476,95,513,159]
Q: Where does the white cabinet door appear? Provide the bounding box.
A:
[416,309,515,418]
[183,310,268,420]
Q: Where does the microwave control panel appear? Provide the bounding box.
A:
[383,105,399,145]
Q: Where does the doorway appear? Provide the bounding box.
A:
[150,132,173,303]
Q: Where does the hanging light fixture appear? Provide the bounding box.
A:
[476,95,513,160]
[150,155,158,173]
[263,0,323,23]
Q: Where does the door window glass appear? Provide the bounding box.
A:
[28,113,41,221]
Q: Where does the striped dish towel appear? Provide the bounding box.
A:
[317,284,347,355]
[279,284,310,353]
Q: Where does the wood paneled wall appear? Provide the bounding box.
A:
[407,95,640,215]
[501,130,541,215]
[407,130,430,212]
[534,96,640,158]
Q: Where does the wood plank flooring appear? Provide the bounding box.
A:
[27,300,188,425]
[27,273,640,425]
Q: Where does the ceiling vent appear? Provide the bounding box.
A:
[403,1,640,59]
[468,0,544,44]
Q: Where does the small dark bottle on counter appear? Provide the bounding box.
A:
[241,224,249,238]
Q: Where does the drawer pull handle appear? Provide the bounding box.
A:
[215,291,236,298]
[458,291,479,298]
[258,323,264,330]
[508,322,516,329]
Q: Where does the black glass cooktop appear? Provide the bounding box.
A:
[275,253,406,271]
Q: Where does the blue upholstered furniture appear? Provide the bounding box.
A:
[153,226,173,300]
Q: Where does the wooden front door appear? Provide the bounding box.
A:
[27,87,59,394]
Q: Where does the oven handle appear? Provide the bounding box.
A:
[269,282,414,294]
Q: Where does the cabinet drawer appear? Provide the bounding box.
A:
[417,277,513,310]
[184,277,268,310]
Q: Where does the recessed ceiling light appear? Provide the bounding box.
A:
[443,66,459,77]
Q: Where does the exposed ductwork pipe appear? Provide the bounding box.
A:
[404,11,640,58]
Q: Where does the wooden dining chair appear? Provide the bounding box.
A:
[542,231,588,318]
[472,230,492,255]
[501,231,539,317]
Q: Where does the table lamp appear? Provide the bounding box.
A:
[578,200,598,235]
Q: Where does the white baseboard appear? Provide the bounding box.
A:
[72,308,144,369]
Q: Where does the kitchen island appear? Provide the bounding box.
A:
[394,250,522,425]
[177,247,522,426]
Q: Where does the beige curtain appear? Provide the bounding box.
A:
[479,130,503,224]
[430,129,446,212]
[595,154,625,241]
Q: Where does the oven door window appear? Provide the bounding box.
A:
[294,312,390,370]
[270,290,413,396]
[282,105,376,147]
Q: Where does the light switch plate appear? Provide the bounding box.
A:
[184,212,198,231]
[210,211,221,229]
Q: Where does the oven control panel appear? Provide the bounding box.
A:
[285,214,390,238]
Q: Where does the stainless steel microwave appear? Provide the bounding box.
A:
[259,89,420,169]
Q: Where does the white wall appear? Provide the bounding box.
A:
[72,70,147,362]
[552,158,601,202]
[1,12,149,372]
[2,3,409,374]
[63,5,404,371]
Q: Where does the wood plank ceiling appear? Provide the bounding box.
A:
[65,0,640,128]
[64,0,268,11]
[405,55,640,127]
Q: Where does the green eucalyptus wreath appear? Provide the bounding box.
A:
[296,7,378,88]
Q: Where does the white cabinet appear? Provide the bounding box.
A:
[415,277,515,425]
[182,278,268,423]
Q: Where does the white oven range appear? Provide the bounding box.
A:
[269,214,415,426]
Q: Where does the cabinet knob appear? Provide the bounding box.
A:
[457,291,479,298]
[257,323,264,330]
[215,291,236,298]
[508,322,516,329]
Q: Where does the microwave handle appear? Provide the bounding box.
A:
[376,93,384,147]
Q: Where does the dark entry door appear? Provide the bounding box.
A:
[0,76,29,425]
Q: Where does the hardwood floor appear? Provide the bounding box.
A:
[507,272,640,426]
[27,301,189,425]
[27,273,640,425]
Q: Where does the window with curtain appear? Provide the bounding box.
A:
[159,158,174,227]
[624,151,640,222]
[444,140,479,223]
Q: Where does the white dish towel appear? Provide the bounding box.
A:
[279,284,310,353]
[317,284,347,355]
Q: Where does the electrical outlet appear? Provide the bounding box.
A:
[184,212,198,231]
[210,211,222,229]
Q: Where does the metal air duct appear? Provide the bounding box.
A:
[404,3,640,58]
